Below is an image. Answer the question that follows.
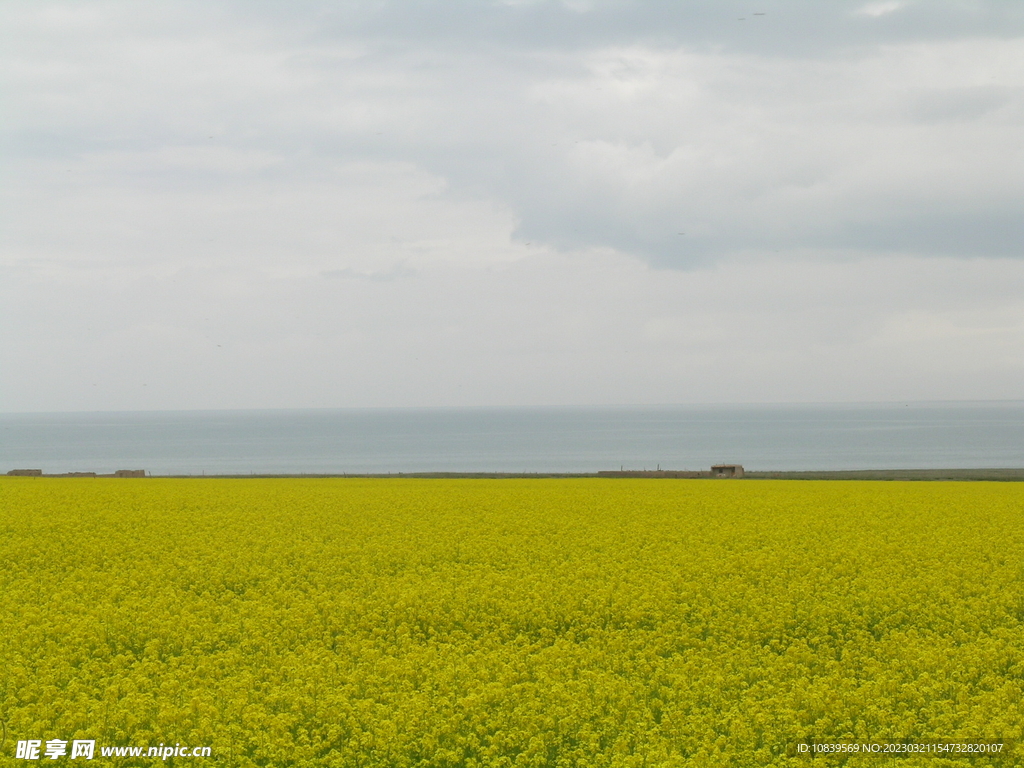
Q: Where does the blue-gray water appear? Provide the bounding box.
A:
[1,403,1023,476]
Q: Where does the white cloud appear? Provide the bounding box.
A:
[856,2,906,18]
[4,250,1024,410]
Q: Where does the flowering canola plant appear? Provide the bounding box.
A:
[1,478,1022,767]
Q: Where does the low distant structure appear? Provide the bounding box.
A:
[598,465,746,479]
[6,469,149,478]
[711,464,744,478]
[597,470,705,478]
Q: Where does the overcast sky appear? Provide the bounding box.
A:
[3,0,1024,412]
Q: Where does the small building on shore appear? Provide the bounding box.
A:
[711,464,744,478]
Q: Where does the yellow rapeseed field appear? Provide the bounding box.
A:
[1,478,1022,767]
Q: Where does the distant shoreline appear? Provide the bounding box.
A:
[9,468,1024,481]
[6,405,1023,480]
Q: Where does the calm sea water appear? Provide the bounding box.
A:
[1,403,1023,476]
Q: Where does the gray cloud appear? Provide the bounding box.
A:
[258,1,1024,56]
[3,0,1024,410]
[5,0,1024,268]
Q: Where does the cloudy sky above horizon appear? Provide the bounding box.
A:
[3,0,1024,412]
